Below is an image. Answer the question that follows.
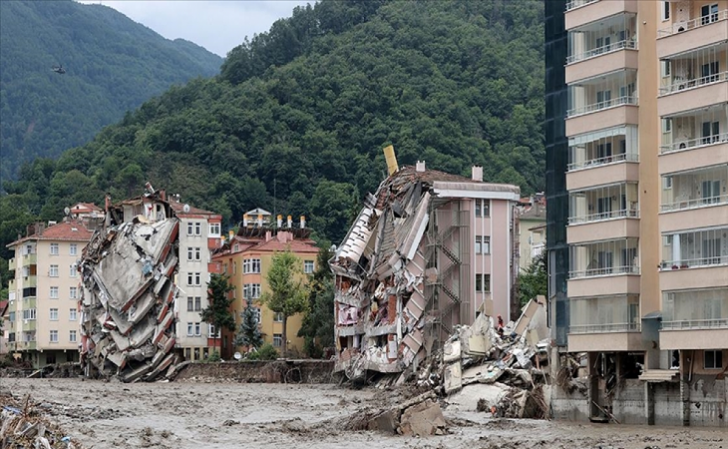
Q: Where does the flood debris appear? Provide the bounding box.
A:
[0,393,84,449]
[78,185,184,382]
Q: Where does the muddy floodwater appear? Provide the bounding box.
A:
[3,378,726,449]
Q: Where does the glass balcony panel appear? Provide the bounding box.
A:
[662,227,728,268]
[659,42,728,95]
[661,165,728,211]
[567,13,637,64]
[569,182,639,224]
[658,8,728,38]
[662,288,728,329]
[569,238,639,278]
[568,125,639,170]
[660,104,728,153]
[570,294,640,333]
[568,69,638,117]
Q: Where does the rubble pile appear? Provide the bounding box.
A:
[78,190,184,382]
[0,394,84,449]
[422,297,551,419]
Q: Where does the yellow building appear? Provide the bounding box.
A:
[212,215,318,358]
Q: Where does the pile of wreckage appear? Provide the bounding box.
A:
[1,394,84,449]
[416,296,551,419]
[78,187,184,382]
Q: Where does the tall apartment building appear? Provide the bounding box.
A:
[168,196,223,362]
[547,0,728,426]
[5,220,94,367]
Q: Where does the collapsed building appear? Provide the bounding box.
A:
[331,149,521,379]
[78,187,184,382]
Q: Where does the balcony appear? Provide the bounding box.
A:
[658,73,728,117]
[565,0,638,31]
[657,9,728,59]
[660,287,728,350]
[18,341,37,351]
[569,237,639,278]
[22,253,37,266]
[21,275,37,289]
[660,165,728,231]
[568,183,639,243]
[8,257,15,267]
[660,226,728,271]
[567,70,638,135]
[22,320,36,332]
[568,294,641,352]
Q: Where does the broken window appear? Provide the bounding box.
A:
[50,286,58,299]
[705,350,723,369]
[49,265,58,277]
[49,330,58,343]
[50,243,59,255]
[69,330,77,342]
[273,334,283,347]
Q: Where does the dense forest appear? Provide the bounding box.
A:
[0,0,223,181]
[0,0,545,292]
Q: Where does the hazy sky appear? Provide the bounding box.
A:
[78,1,312,57]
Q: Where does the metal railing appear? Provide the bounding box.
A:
[570,265,640,279]
[568,152,638,171]
[568,96,637,118]
[661,194,728,212]
[569,208,638,225]
[662,318,728,330]
[659,71,728,96]
[567,39,637,64]
[570,322,640,334]
[566,0,599,12]
[660,132,728,154]
[657,10,728,38]
[660,256,728,270]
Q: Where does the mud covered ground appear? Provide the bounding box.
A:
[2,378,726,449]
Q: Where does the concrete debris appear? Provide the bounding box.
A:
[78,188,184,382]
[0,393,85,449]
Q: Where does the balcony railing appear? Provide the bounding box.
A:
[660,131,728,154]
[566,0,598,11]
[570,264,639,279]
[567,39,637,64]
[569,208,638,225]
[657,10,728,38]
[22,254,37,266]
[568,96,637,118]
[568,152,639,171]
[661,194,728,212]
[661,256,727,270]
[662,318,728,330]
[659,71,728,96]
[570,322,640,334]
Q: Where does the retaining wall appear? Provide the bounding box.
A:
[174,360,337,384]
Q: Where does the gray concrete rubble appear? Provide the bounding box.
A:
[0,393,84,449]
[78,187,184,382]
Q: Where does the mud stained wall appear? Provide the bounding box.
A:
[548,384,589,422]
[653,382,683,427]
[612,380,645,424]
[689,376,727,428]
[175,360,336,384]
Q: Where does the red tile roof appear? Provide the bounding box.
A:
[71,202,102,213]
[7,220,94,247]
[168,200,219,217]
[0,301,8,318]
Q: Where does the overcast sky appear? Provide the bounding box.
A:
[78,1,312,57]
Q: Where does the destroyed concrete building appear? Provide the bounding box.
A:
[78,187,184,382]
[331,151,520,378]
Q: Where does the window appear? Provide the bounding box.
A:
[50,330,58,343]
[187,222,193,235]
[596,89,612,105]
[9,312,15,323]
[187,247,201,261]
[69,309,77,321]
[70,264,77,278]
[194,322,201,336]
[274,312,284,322]
[475,274,491,293]
[661,1,670,21]
[663,176,673,189]
[701,121,720,145]
[69,287,77,299]
[304,260,315,274]
[702,180,721,204]
[69,330,77,343]
[49,265,59,277]
[244,284,261,299]
[187,273,201,286]
[50,308,58,320]
[244,259,261,274]
[209,223,221,236]
[23,309,37,320]
[187,322,194,336]
[475,236,491,255]
[661,61,671,78]
[705,350,723,369]
[196,222,201,235]
[701,61,720,84]
[209,324,216,337]
[475,199,491,218]
[50,287,59,299]
[25,244,33,255]
[50,243,59,255]
[187,297,194,312]
[70,244,77,256]
[195,297,202,311]
[253,308,261,324]
[701,3,719,25]
[273,334,283,347]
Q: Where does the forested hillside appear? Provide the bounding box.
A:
[0,0,545,271]
[0,0,223,181]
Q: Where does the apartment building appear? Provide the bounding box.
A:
[546,0,728,426]
[5,220,94,367]
[212,215,319,358]
[517,195,547,272]
[168,196,223,362]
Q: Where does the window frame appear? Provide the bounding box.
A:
[704,350,723,370]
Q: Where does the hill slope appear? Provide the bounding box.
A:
[0,0,223,181]
[1,0,544,259]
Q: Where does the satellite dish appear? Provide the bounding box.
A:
[183,204,191,213]
[64,207,70,216]
[233,352,242,360]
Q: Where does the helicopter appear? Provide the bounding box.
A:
[52,64,66,74]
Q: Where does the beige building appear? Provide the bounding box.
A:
[6,220,95,367]
[517,196,546,271]
[558,0,728,425]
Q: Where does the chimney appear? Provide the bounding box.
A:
[471,165,483,182]
[257,214,263,227]
[300,215,306,229]
[265,231,272,242]
[243,214,250,227]
[416,160,426,172]
[228,230,234,241]
[277,214,283,228]
[287,215,293,228]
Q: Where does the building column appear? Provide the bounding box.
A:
[588,352,599,418]
[645,382,655,425]
[680,350,691,427]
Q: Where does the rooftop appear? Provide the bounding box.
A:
[6,220,94,248]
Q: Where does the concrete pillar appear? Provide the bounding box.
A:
[680,350,691,427]
[645,382,655,425]
[588,352,599,418]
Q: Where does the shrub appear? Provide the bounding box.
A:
[247,343,279,361]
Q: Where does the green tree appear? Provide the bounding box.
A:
[299,247,335,358]
[260,250,309,356]
[234,295,263,349]
[200,273,236,352]
[517,252,547,307]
